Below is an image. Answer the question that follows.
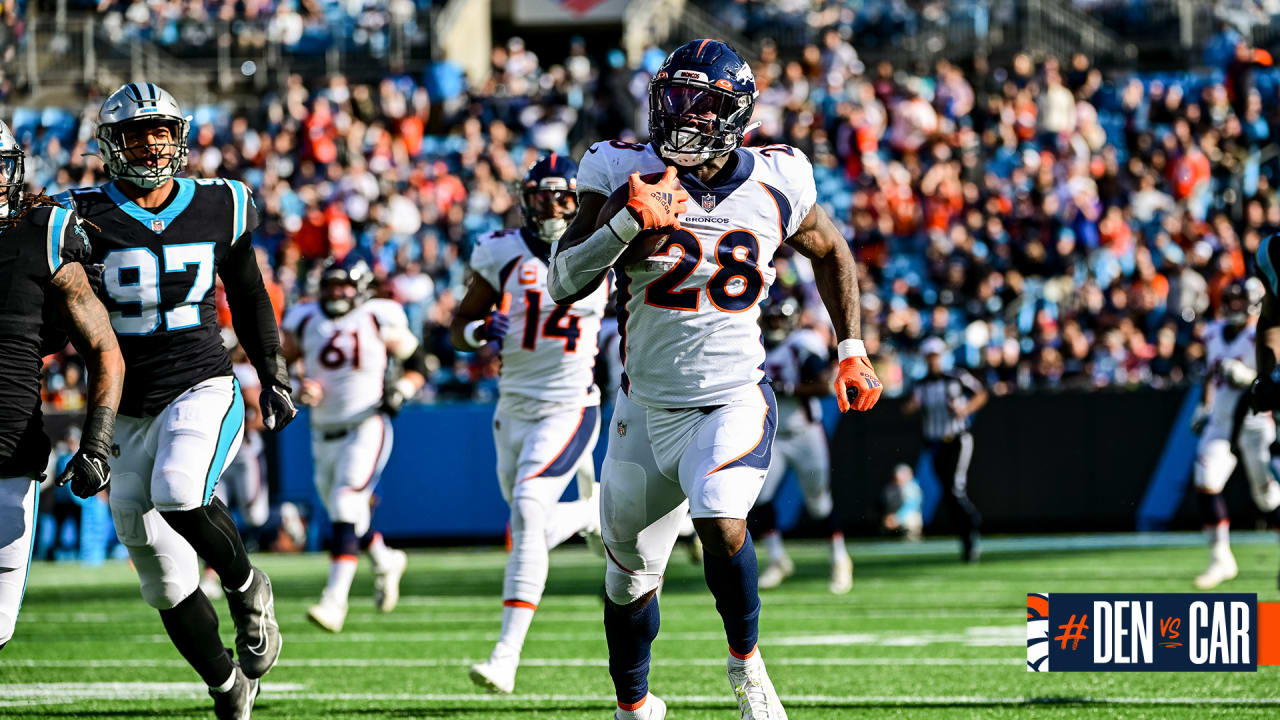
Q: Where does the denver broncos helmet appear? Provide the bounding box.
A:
[319,254,373,318]
[520,153,578,245]
[649,39,758,167]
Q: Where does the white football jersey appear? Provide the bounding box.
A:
[576,140,818,408]
[1204,320,1261,434]
[470,228,607,415]
[763,328,830,433]
[283,299,407,427]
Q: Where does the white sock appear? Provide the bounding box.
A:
[325,557,358,605]
[497,603,536,656]
[727,645,758,670]
[830,532,848,562]
[210,668,237,693]
[764,532,785,561]
[545,500,593,549]
[365,532,393,567]
[1211,523,1230,556]
[617,693,654,719]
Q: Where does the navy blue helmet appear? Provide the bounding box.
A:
[648,39,758,167]
[319,254,373,317]
[520,153,578,245]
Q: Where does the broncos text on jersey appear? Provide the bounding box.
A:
[470,228,607,417]
[283,299,409,428]
[576,140,818,408]
[58,178,258,417]
[0,205,90,475]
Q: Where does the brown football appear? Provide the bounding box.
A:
[597,172,676,267]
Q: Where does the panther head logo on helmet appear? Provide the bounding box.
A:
[648,39,759,168]
[96,83,190,189]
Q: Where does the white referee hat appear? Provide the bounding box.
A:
[921,337,946,356]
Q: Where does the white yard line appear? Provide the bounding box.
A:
[2,656,1018,669]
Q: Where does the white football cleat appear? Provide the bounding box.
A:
[374,549,408,613]
[469,645,519,694]
[758,554,794,590]
[828,553,853,595]
[614,693,667,719]
[307,596,348,633]
[728,650,787,720]
[1194,552,1238,589]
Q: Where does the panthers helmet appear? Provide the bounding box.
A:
[1223,276,1264,328]
[96,83,190,189]
[0,119,23,217]
[520,153,578,246]
[319,254,373,318]
[649,39,758,167]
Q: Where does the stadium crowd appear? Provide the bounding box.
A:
[14,23,1280,405]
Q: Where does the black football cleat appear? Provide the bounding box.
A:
[210,664,258,720]
[226,568,282,678]
[962,531,982,563]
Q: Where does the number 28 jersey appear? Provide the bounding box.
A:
[58,178,258,417]
[576,141,817,409]
[282,299,409,428]
[470,228,607,417]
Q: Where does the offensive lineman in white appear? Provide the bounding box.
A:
[548,40,883,720]
[282,256,423,632]
[1191,277,1280,588]
[451,154,607,693]
[753,298,853,594]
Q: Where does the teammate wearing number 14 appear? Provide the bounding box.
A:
[549,40,883,720]
[452,154,607,693]
[58,83,296,719]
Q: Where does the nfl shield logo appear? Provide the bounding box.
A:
[616,421,627,438]
[701,194,716,213]
[151,219,165,233]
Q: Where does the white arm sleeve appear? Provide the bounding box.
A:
[548,209,639,304]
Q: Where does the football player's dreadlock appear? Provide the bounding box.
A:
[0,189,100,231]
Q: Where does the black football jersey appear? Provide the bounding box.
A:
[0,205,90,476]
[58,178,259,417]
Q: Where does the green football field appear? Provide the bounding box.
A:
[3,534,1280,719]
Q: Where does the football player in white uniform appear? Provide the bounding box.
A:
[752,298,853,594]
[282,256,424,632]
[548,40,883,720]
[1191,278,1280,588]
[451,154,607,693]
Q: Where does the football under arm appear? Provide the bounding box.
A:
[785,203,861,343]
[51,262,124,458]
[219,234,290,391]
[547,190,630,305]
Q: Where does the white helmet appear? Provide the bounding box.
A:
[0,119,23,217]
[95,83,190,189]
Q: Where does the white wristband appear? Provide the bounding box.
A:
[463,319,488,349]
[837,339,867,362]
[394,376,418,398]
[607,208,641,243]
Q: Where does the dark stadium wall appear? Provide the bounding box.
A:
[44,385,1255,542]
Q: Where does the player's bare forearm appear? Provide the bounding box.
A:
[220,237,288,388]
[450,274,501,351]
[786,204,860,340]
[243,387,266,432]
[52,263,124,413]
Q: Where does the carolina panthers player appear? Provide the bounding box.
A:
[282,255,423,633]
[1193,278,1280,588]
[752,298,853,595]
[548,40,883,720]
[450,154,607,694]
[0,118,123,651]
[1250,233,1280,587]
[57,84,296,718]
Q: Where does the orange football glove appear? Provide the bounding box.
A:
[834,355,883,413]
[625,166,689,230]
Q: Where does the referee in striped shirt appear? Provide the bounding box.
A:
[905,337,987,562]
